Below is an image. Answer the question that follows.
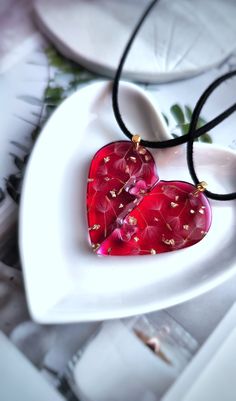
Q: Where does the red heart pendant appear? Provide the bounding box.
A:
[87,141,212,255]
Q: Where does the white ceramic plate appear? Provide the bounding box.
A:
[34,0,236,83]
[20,81,236,323]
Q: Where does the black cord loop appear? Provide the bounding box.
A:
[112,0,236,201]
[112,0,236,148]
[187,71,236,200]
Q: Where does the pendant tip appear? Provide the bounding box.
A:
[132,135,141,149]
[193,181,208,196]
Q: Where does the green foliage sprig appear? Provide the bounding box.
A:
[167,103,212,143]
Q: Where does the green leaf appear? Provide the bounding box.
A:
[23,155,29,163]
[45,46,96,79]
[13,155,25,170]
[6,175,22,203]
[45,86,64,104]
[200,133,212,143]
[197,116,207,127]
[31,111,42,118]
[171,104,185,125]
[162,113,169,126]
[17,95,42,106]
[0,188,5,203]
[45,104,56,115]
[31,127,40,142]
[10,141,29,153]
[68,73,96,89]
[180,123,190,135]
[184,105,193,122]
[6,185,20,204]
[45,47,72,72]
[7,174,21,188]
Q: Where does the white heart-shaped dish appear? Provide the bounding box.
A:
[20,81,236,323]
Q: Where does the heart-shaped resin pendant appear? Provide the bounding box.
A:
[87,141,212,255]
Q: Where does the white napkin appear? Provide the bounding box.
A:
[162,303,236,401]
[0,330,65,401]
[71,320,178,401]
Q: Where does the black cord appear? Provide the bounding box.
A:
[112,0,236,148]
[187,71,236,200]
[112,0,161,145]
[112,0,236,200]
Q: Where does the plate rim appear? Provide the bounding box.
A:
[34,0,236,83]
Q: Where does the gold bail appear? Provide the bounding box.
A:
[193,181,207,196]
[132,135,141,150]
